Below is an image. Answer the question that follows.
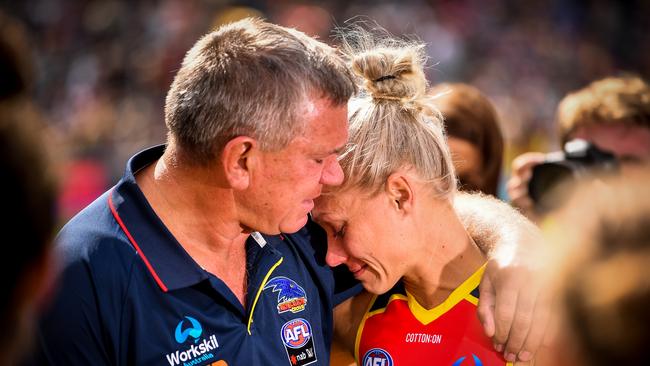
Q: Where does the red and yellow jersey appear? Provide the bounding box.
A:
[355,265,512,366]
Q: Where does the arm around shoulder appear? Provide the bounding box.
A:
[454,191,541,261]
[454,192,552,363]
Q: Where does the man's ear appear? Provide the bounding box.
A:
[385,173,414,213]
[221,136,257,190]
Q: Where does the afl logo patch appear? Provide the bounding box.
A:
[362,348,393,366]
[280,318,317,366]
[281,318,312,348]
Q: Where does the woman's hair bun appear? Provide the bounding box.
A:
[344,34,428,101]
[333,24,455,198]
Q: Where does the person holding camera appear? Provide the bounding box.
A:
[507,75,650,221]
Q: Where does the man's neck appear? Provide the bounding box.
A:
[402,202,486,310]
[135,150,249,305]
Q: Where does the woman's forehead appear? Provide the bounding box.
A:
[314,190,368,220]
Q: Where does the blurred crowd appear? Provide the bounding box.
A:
[2,0,649,219]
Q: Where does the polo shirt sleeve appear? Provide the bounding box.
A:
[25,213,135,365]
[28,255,113,365]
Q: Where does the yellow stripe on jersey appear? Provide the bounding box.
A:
[247,257,284,335]
[354,292,408,363]
[406,263,487,326]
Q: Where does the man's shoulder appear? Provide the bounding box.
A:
[56,190,137,270]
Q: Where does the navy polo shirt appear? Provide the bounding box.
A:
[28,145,361,366]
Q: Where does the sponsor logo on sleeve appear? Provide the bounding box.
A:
[280,318,317,366]
[165,315,221,366]
[264,276,308,314]
[362,348,393,366]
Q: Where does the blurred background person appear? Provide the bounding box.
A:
[507,75,650,221]
[431,82,504,196]
[557,76,650,158]
[0,99,57,366]
[544,167,650,366]
[0,10,58,365]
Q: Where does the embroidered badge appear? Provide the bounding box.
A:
[362,348,394,366]
[280,318,317,366]
[264,276,308,314]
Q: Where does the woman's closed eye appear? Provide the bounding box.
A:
[333,224,346,239]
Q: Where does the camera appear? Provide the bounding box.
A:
[528,139,619,213]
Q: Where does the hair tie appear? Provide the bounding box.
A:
[374,75,396,82]
[372,95,402,101]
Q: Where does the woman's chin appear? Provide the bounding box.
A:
[361,277,393,295]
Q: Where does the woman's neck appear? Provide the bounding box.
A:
[402,200,486,310]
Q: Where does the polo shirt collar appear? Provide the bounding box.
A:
[109,144,209,292]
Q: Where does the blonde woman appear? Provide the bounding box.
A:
[314,35,535,365]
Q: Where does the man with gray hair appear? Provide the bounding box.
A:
[29,18,543,365]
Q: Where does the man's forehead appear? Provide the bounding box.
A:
[302,97,348,123]
[299,102,348,146]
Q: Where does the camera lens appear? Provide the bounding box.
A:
[526,139,619,214]
[529,162,577,213]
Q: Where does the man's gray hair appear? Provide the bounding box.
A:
[165,17,357,164]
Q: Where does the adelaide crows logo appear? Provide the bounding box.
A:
[263,276,308,314]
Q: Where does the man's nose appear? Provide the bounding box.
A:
[320,157,344,186]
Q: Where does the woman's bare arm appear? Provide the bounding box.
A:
[332,290,374,359]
